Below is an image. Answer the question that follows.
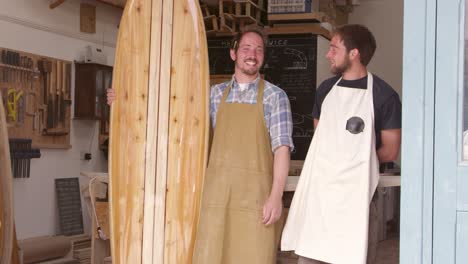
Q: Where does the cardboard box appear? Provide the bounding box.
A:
[267,0,319,14]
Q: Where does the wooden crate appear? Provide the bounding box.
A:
[219,0,266,31]
[201,3,220,35]
[219,13,237,32]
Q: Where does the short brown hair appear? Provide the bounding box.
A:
[333,24,376,66]
[231,26,267,52]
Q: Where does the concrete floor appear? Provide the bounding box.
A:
[376,235,399,264]
[277,236,399,264]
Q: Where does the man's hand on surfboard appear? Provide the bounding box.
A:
[107,88,116,105]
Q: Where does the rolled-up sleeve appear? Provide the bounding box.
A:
[268,90,294,152]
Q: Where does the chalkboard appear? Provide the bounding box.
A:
[264,34,317,160]
[208,34,317,160]
[207,37,235,75]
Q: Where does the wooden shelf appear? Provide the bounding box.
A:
[268,12,327,22]
[285,174,401,192]
[266,24,331,39]
[0,63,40,74]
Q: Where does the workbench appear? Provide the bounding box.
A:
[285,173,401,191]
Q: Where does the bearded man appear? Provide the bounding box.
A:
[281,24,401,264]
[193,27,294,264]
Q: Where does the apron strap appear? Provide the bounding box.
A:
[219,78,265,108]
[256,79,265,114]
[220,79,233,106]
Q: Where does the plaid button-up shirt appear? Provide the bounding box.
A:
[210,76,294,152]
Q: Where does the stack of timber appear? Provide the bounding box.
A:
[72,236,92,264]
[0,89,14,263]
[109,1,209,264]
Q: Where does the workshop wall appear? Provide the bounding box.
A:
[349,0,404,223]
[0,0,121,239]
[349,0,404,97]
[317,36,333,87]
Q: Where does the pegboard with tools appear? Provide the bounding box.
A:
[0,47,72,149]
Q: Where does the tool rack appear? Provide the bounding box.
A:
[0,47,72,149]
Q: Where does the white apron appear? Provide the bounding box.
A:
[281,73,379,264]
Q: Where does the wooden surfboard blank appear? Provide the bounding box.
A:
[109,0,151,263]
[164,0,210,263]
[0,89,14,263]
[109,0,209,263]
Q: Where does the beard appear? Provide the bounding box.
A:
[331,56,351,75]
[236,58,261,76]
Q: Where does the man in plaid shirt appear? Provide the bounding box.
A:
[193,28,294,264]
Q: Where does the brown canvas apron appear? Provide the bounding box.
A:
[193,80,279,264]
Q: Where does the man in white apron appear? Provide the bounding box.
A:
[193,28,294,264]
[281,24,402,264]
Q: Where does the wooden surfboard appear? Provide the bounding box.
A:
[0,89,14,263]
[164,0,210,263]
[109,0,209,263]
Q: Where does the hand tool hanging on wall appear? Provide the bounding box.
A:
[7,51,20,85]
[60,62,67,127]
[26,92,38,131]
[55,61,61,127]
[1,88,7,111]
[38,59,52,106]
[17,95,25,125]
[8,138,41,178]
[6,88,23,123]
[20,56,25,86]
[27,57,34,85]
[4,51,12,83]
[42,61,68,136]
[47,61,55,129]
[1,50,7,82]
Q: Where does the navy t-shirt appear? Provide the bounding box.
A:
[312,74,402,150]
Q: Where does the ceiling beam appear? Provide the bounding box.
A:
[49,0,66,9]
[96,0,125,9]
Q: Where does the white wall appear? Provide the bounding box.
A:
[316,0,404,97]
[349,0,404,96]
[0,0,121,239]
[317,35,333,86]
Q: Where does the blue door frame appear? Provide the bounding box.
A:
[401,0,436,263]
[402,0,468,263]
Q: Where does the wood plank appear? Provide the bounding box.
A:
[266,24,331,40]
[108,0,151,263]
[145,0,173,262]
[49,0,66,9]
[0,89,14,263]
[97,0,127,8]
[141,0,165,263]
[268,12,326,22]
[163,0,209,263]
